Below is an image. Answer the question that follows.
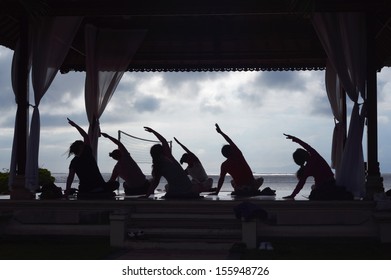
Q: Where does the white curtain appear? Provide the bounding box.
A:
[9,39,32,190]
[25,17,82,191]
[84,24,146,158]
[313,13,367,197]
[339,103,366,197]
[325,61,345,173]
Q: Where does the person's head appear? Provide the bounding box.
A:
[180,153,189,164]
[109,149,121,161]
[292,148,309,166]
[150,144,164,177]
[221,144,232,158]
[150,144,163,160]
[68,140,84,157]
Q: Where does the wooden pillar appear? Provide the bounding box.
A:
[10,12,33,199]
[366,14,384,198]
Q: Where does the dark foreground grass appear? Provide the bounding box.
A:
[0,236,117,260]
[239,238,391,260]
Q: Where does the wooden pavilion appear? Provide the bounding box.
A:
[3,1,391,252]
[1,0,391,198]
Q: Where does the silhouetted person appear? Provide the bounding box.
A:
[65,118,118,198]
[174,137,214,192]
[101,132,150,195]
[144,127,199,198]
[214,123,264,195]
[283,133,352,200]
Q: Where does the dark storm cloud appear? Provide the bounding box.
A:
[114,72,160,105]
[218,71,311,108]
[199,100,223,114]
[253,70,332,117]
[161,72,219,88]
[0,82,14,104]
[133,95,161,113]
[0,92,16,128]
[161,72,220,98]
[236,87,264,107]
[309,94,333,117]
[44,72,85,104]
[0,66,12,97]
[256,71,308,91]
[115,76,138,97]
[40,111,86,128]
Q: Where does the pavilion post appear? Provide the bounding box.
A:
[365,15,384,199]
[10,13,33,200]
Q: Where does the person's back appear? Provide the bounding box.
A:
[175,137,214,191]
[144,127,198,198]
[221,147,254,188]
[159,156,193,195]
[305,150,335,187]
[102,132,148,194]
[66,119,119,198]
[117,151,147,188]
[214,124,264,195]
[283,134,349,200]
[186,161,208,182]
[70,143,105,193]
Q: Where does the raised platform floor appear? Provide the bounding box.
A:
[1,192,391,250]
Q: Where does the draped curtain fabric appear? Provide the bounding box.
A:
[26,17,81,191]
[325,61,345,174]
[312,13,367,197]
[9,40,32,189]
[84,24,146,158]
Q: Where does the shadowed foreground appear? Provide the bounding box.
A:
[1,236,391,260]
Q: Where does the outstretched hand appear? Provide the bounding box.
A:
[215,123,222,134]
[144,126,153,133]
[100,132,108,138]
[283,133,297,142]
[283,133,292,139]
[67,118,76,127]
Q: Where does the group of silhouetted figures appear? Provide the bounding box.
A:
[63,118,353,201]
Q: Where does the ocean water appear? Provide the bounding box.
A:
[52,173,391,200]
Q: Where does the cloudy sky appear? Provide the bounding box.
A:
[1,45,391,175]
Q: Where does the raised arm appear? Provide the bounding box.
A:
[68,118,89,145]
[101,132,127,153]
[144,127,171,155]
[284,133,317,155]
[215,123,239,150]
[174,137,192,154]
